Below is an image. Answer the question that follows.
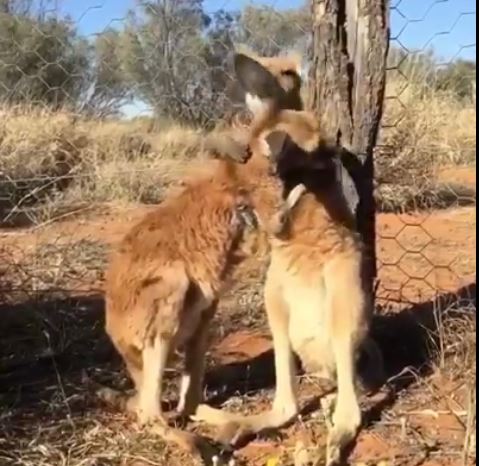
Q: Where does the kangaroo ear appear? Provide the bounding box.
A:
[234,53,284,100]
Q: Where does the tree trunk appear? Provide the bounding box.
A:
[309,0,389,296]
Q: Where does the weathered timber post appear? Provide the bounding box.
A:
[309,0,389,297]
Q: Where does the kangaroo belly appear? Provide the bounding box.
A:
[278,269,336,378]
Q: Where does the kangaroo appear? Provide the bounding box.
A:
[101,112,307,457]
[193,52,385,466]
[201,48,316,167]
[232,51,321,157]
[202,51,322,166]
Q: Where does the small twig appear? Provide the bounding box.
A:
[43,330,75,430]
[401,409,468,418]
[122,454,169,466]
[386,366,421,385]
[2,177,60,223]
[30,205,94,231]
[462,385,476,466]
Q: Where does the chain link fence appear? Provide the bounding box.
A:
[0,1,476,465]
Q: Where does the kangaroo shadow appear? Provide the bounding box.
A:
[0,294,119,406]
[0,282,475,451]
[204,282,477,415]
[0,292,265,414]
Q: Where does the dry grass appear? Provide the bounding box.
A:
[377,79,476,212]
[0,105,209,225]
[1,255,474,465]
[1,73,477,225]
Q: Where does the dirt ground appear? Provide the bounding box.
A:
[0,170,476,466]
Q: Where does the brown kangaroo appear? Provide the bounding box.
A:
[193,52,384,466]
[101,109,307,457]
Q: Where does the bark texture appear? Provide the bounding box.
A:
[309,0,390,292]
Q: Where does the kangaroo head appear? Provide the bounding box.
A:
[233,52,304,114]
[232,51,318,162]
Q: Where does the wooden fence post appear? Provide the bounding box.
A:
[309,0,390,297]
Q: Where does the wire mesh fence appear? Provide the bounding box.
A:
[0,1,476,465]
[0,0,475,305]
[376,0,476,309]
[0,0,312,303]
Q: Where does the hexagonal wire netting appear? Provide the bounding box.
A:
[0,0,307,305]
[0,2,476,465]
[376,0,476,309]
[0,1,475,306]
[0,0,476,314]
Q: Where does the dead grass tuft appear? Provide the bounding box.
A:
[377,81,476,212]
[0,74,476,223]
[0,106,209,225]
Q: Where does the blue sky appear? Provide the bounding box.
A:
[54,0,475,117]
[58,0,476,61]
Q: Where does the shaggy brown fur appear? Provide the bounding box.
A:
[101,124,305,457]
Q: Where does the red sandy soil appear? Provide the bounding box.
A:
[0,167,475,465]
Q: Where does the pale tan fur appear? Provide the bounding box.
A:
[192,53,384,466]
[101,126,305,457]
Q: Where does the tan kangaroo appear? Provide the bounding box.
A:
[193,53,384,466]
[101,112,307,457]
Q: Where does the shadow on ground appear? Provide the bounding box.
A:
[205,282,476,403]
[0,295,116,406]
[0,282,475,459]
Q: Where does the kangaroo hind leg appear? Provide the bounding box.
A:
[193,276,298,445]
[323,257,366,466]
